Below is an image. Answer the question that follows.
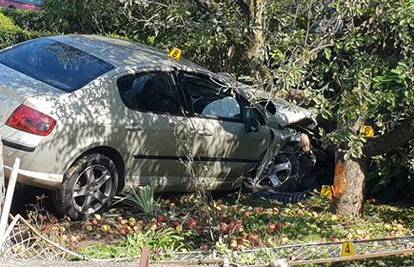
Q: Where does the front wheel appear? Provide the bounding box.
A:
[252,146,303,192]
[53,153,118,220]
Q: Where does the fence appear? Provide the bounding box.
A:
[0,138,21,251]
[0,138,4,215]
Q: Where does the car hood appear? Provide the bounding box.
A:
[236,84,317,128]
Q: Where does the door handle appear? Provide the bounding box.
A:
[197,129,213,136]
[126,123,143,131]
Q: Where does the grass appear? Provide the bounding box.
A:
[26,192,414,265]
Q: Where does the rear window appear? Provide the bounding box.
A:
[0,38,115,92]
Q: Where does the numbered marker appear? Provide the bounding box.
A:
[169,48,183,61]
[340,241,355,257]
[320,185,333,199]
[361,125,374,137]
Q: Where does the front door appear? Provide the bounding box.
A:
[177,72,271,189]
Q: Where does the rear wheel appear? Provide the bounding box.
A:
[54,153,118,220]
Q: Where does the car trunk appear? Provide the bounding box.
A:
[0,64,59,126]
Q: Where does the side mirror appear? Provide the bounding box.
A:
[244,107,261,133]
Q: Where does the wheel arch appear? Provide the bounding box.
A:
[66,146,126,194]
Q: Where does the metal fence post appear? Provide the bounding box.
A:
[0,157,19,251]
[0,138,4,216]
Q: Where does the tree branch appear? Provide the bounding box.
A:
[364,116,414,156]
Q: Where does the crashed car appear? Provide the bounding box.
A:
[0,35,320,219]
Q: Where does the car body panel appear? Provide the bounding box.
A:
[188,116,270,181]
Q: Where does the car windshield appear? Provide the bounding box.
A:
[11,0,44,6]
[0,38,115,92]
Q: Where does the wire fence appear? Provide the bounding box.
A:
[156,236,414,266]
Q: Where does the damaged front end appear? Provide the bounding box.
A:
[245,128,317,193]
[242,90,320,194]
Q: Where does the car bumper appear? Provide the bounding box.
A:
[2,138,64,190]
[3,164,63,189]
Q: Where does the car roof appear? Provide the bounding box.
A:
[50,34,213,75]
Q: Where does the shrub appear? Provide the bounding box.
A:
[0,11,49,49]
[0,12,23,49]
[1,8,48,32]
[0,11,20,31]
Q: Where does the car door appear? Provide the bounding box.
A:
[176,72,272,188]
[116,71,190,191]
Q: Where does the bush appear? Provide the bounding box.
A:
[1,8,48,32]
[0,12,23,49]
[0,11,50,49]
[0,11,20,31]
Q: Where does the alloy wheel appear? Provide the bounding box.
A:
[72,164,113,215]
[256,154,293,189]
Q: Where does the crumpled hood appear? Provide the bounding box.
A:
[265,98,317,128]
[237,86,317,128]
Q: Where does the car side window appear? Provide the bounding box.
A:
[117,72,182,115]
[180,73,241,121]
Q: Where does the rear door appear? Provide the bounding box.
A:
[176,72,272,188]
[116,71,191,191]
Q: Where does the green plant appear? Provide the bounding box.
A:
[0,11,47,49]
[117,185,157,215]
[1,8,48,32]
[2,0,413,214]
[81,228,187,260]
[0,11,20,31]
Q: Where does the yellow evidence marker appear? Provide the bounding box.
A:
[169,48,183,61]
[361,125,375,138]
[340,241,356,257]
[320,185,333,199]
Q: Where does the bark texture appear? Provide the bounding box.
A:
[333,158,367,216]
[247,0,268,60]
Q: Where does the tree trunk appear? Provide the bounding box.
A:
[247,0,268,60]
[333,157,367,216]
[332,116,414,217]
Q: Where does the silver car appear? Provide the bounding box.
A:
[0,35,318,219]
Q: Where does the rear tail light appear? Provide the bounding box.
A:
[6,105,57,136]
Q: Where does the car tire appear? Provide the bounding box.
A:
[272,148,302,192]
[247,146,303,193]
[53,153,118,220]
